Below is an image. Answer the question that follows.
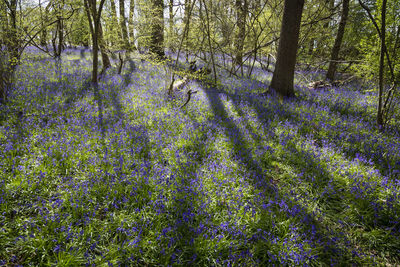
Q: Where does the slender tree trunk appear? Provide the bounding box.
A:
[202,0,217,83]
[270,0,304,98]
[149,0,165,59]
[183,0,191,60]
[52,0,66,82]
[377,0,387,127]
[119,0,129,50]
[55,16,63,81]
[0,0,8,102]
[84,0,106,83]
[234,0,248,75]
[168,0,174,51]
[9,0,19,64]
[84,0,107,137]
[326,0,349,81]
[1,0,19,103]
[128,0,136,49]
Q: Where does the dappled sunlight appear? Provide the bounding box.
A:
[0,48,399,266]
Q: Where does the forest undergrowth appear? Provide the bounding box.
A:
[0,47,400,266]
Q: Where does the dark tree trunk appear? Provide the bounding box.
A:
[84,0,106,83]
[234,0,248,73]
[84,0,107,136]
[8,0,19,65]
[0,1,8,103]
[326,0,349,81]
[149,0,165,59]
[270,0,304,98]
[168,0,174,51]
[1,0,19,103]
[55,16,63,81]
[184,0,191,57]
[128,0,136,49]
[308,39,314,55]
[59,20,64,54]
[202,0,217,83]
[377,0,387,127]
[40,26,47,47]
[119,0,129,50]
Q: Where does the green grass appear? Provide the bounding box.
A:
[0,48,399,266]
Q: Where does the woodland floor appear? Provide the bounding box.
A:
[0,47,400,266]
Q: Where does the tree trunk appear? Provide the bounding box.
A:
[85,0,106,136]
[149,0,165,59]
[326,0,349,81]
[234,0,248,75]
[184,0,191,58]
[377,0,387,127]
[128,0,136,49]
[1,0,19,103]
[202,0,217,83]
[168,0,174,51]
[119,0,130,50]
[8,0,19,65]
[55,16,63,81]
[0,0,8,102]
[84,0,106,83]
[270,0,304,98]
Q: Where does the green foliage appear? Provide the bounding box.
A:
[350,0,399,84]
[70,10,90,47]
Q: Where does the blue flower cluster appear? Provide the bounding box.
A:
[0,47,399,266]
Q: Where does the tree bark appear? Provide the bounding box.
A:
[202,0,217,83]
[0,0,8,102]
[1,0,19,103]
[377,0,387,127]
[270,0,304,98]
[168,0,174,51]
[84,0,106,83]
[119,0,129,50]
[84,0,106,137]
[184,0,191,58]
[149,0,165,59]
[326,0,349,81]
[55,12,63,82]
[8,0,19,64]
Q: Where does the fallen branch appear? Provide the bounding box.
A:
[180,90,198,109]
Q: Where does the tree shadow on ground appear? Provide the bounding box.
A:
[280,137,400,264]
[220,80,399,179]
[121,59,138,86]
[167,130,210,265]
[196,79,400,264]
[201,85,275,192]
[80,48,88,59]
